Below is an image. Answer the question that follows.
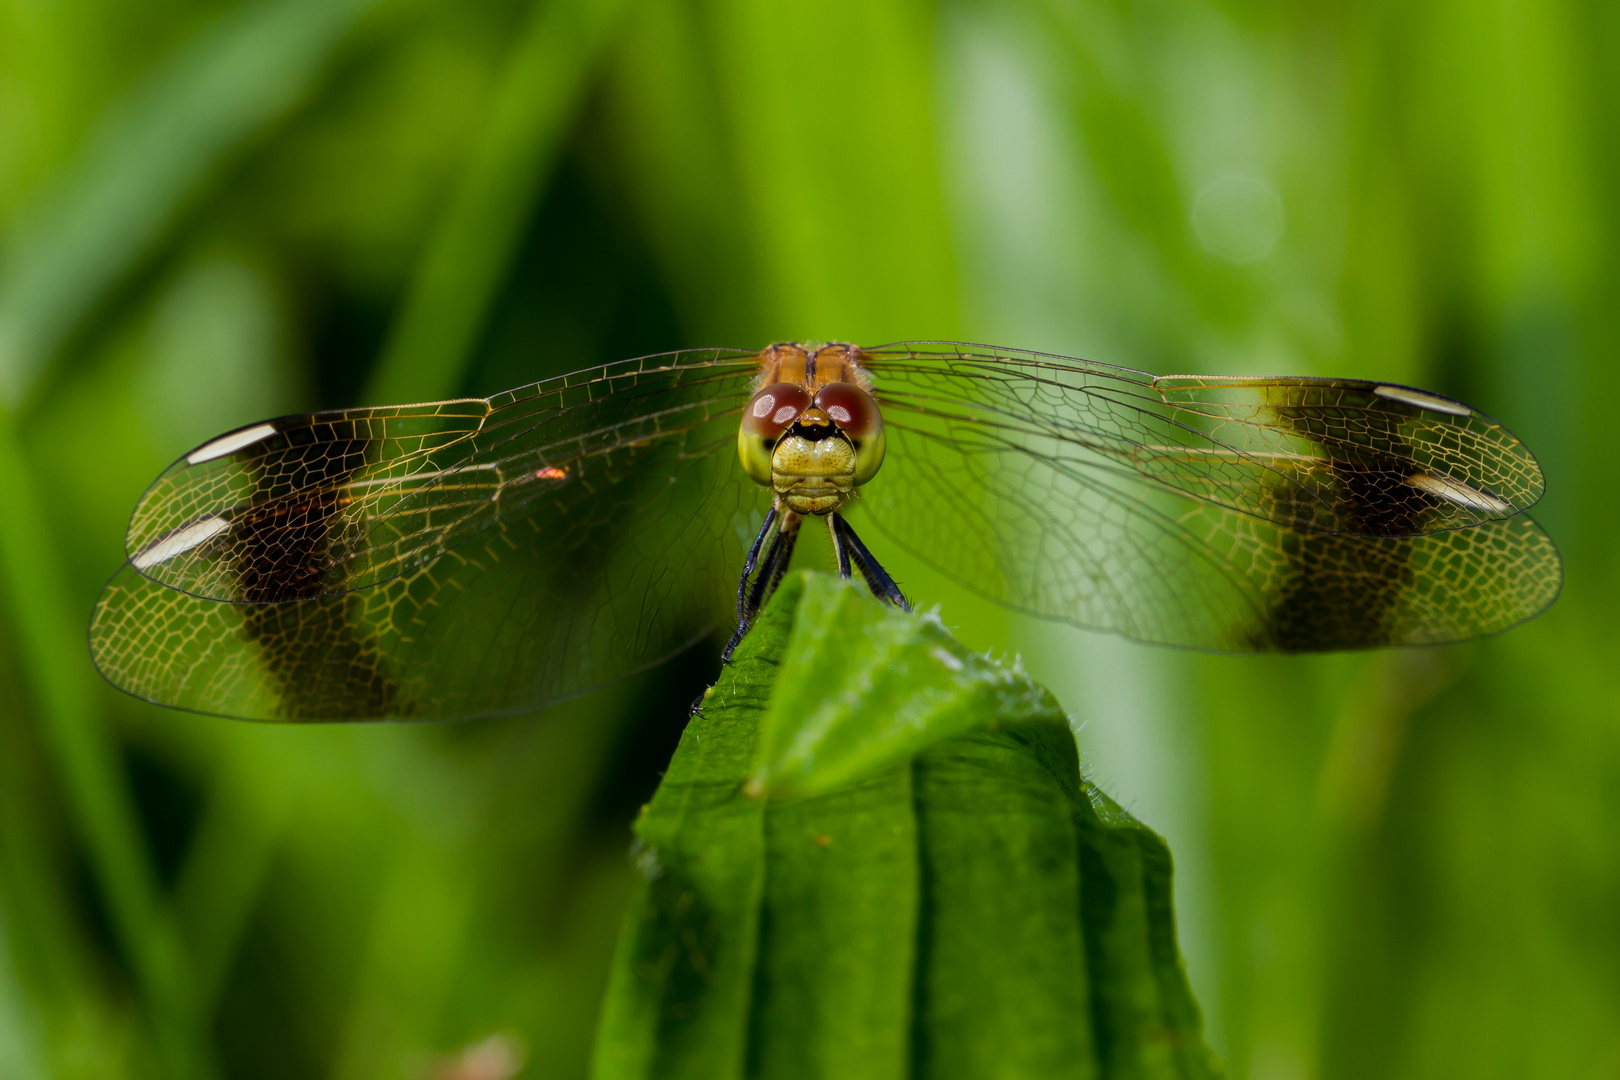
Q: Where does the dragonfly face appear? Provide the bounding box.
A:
[737,343,887,514]
[89,342,1563,722]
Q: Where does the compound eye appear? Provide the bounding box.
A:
[744,383,812,435]
[738,383,812,485]
[813,383,879,437]
[814,382,886,484]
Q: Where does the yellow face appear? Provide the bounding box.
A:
[737,344,887,516]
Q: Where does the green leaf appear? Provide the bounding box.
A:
[751,572,1059,800]
[593,571,1222,1080]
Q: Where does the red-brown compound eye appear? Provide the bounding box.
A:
[742,383,812,436]
[813,382,880,438]
[738,383,812,485]
[813,382,886,485]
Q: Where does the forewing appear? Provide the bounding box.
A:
[854,343,1561,650]
[862,344,1543,538]
[123,349,761,602]
[92,352,767,720]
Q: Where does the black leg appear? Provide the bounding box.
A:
[758,515,800,605]
[735,505,779,628]
[833,514,910,611]
[743,513,798,626]
[828,513,851,579]
[723,511,802,661]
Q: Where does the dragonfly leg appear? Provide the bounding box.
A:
[833,514,910,611]
[827,512,852,578]
[734,505,780,629]
[723,511,802,662]
[745,513,799,625]
[757,513,801,607]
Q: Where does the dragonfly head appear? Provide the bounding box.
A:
[739,379,887,514]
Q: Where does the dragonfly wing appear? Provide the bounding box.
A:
[1144,374,1543,534]
[1178,504,1560,649]
[864,344,1544,537]
[855,344,1561,650]
[92,353,766,720]
[123,350,761,602]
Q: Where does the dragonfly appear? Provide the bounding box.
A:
[88,341,1562,722]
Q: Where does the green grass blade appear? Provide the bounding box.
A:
[0,896,47,1080]
[365,0,634,406]
[172,764,298,1019]
[0,415,212,1078]
[705,0,959,339]
[0,0,377,410]
[594,572,1221,1079]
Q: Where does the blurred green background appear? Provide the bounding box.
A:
[0,0,1615,1077]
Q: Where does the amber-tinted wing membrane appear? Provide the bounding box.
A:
[91,350,765,720]
[855,343,1560,650]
